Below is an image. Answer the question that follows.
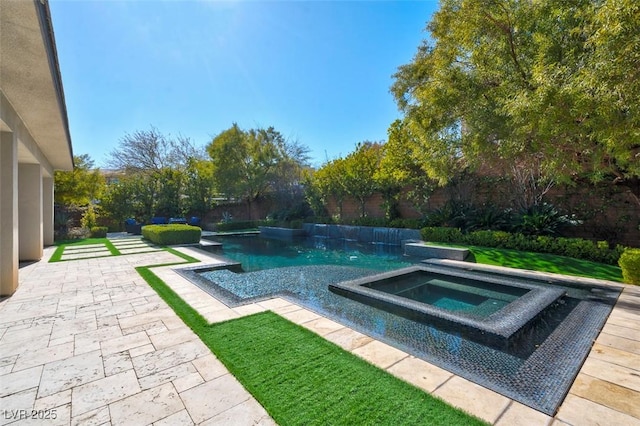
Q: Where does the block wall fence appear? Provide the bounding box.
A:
[203,181,639,247]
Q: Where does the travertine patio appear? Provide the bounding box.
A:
[1,238,638,425]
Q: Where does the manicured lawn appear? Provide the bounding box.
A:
[467,246,623,282]
[137,266,488,426]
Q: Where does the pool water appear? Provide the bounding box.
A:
[363,272,529,317]
[214,235,415,272]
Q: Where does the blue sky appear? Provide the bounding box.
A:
[50,1,438,168]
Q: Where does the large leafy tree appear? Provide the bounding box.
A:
[343,142,384,218]
[391,0,640,205]
[308,157,349,219]
[378,121,438,216]
[207,124,309,212]
[182,158,215,215]
[54,154,105,206]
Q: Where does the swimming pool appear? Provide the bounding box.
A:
[177,235,621,415]
[208,234,416,272]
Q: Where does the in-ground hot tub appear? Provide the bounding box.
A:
[329,265,566,347]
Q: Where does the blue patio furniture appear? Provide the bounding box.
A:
[124,218,142,235]
[151,217,168,225]
[169,217,187,224]
[189,216,201,226]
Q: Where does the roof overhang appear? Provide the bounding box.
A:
[0,0,73,171]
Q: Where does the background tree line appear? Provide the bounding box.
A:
[54,0,638,245]
[54,124,310,235]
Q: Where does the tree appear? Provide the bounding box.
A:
[99,174,142,226]
[103,127,210,220]
[107,127,200,174]
[391,0,640,205]
[182,158,215,215]
[54,154,104,206]
[378,121,437,216]
[309,157,349,219]
[207,124,309,217]
[343,142,383,218]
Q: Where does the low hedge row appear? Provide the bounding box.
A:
[142,224,201,245]
[215,220,273,232]
[420,227,624,265]
[90,226,108,238]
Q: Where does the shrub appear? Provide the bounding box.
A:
[619,248,640,285]
[388,218,424,229]
[348,217,388,227]
[418,226,624,265]
[142,224,201,245]
[420,227,463,243]
[511,203,580,236]
[90,226,108,238]
[215,220,267,232]
[81,204,98,229]
[467,206,510,231]
[465,230,511,248]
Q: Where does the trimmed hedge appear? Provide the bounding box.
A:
[619,248,640,285]
[421,227,624,265]
[215,220,274,232]
[142,224,201,245]
[90,226,108,238]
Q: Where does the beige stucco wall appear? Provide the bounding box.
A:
[0,0,73,295]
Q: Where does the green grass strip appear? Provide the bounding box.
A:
[137,265,487,426]
[468,246,623,282]
[423,241,623,282]
[162,246,201,263]
[206,312,486,425]
[53,237,109,246]
[49,238,113,262]
[49,245,66,262]
[104,239,119,256]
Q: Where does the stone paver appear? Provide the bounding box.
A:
[0,245,273,426]
[1,239,638,425]
[433,376,512,424]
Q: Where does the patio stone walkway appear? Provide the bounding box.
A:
[1,237,639,425]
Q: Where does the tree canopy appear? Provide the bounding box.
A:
[107,126,203,174]
[206,124,310,204]
[101,128,211,221]
[54,154,104,206]
[391,0,640,204]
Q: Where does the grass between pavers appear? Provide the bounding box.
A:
[49,238,200,263]
[49,238,119,261]
[137,265,487,426]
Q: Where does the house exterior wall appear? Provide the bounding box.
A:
[0,0,73,295]
[0,132,19,295]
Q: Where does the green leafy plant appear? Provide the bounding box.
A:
[511,203,581,236]
[215,220,272,232]
[420,226,624,265]
[142,224,201,245]
[467,206,510,231]
[81,204,99,229]
[619,248,640,285]
[421,226,464,243]
[90,226,108,238]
